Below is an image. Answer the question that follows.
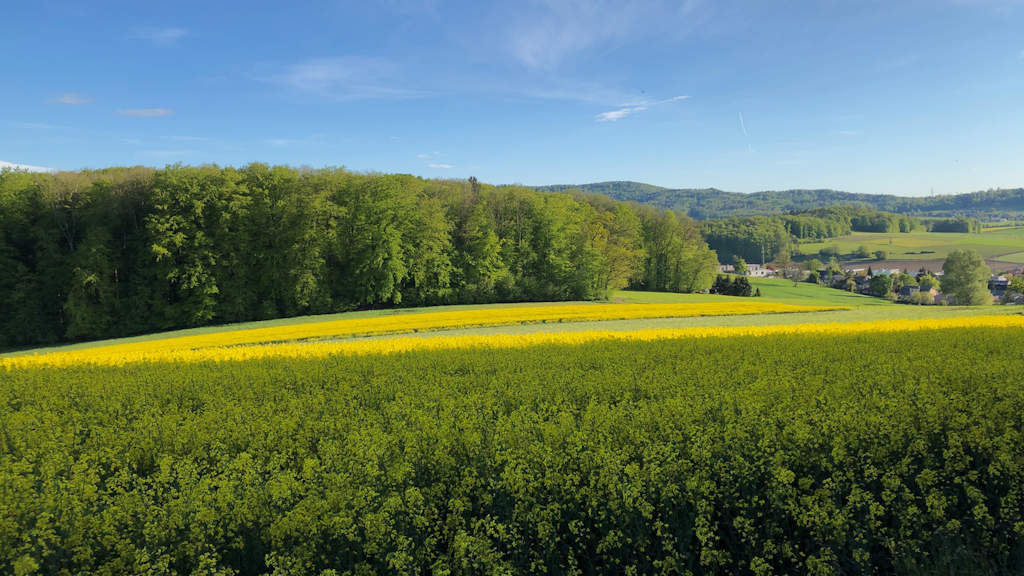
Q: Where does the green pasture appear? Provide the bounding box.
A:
[9,274,1015,358]
[799,230,1024,262]
[0,301,603,357]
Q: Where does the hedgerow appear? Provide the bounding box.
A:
[2,324,1023,574]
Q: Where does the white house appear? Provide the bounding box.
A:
[745,264,773,278]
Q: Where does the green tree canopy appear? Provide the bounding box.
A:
[941,249,991,306]
[733,257,748,276]
[869,274,894,297]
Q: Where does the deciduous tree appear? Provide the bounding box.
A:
[942,249,991,306]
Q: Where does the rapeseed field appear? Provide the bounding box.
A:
[4,313,1021,369]
[2,317,1023,574]
[2,301,842,368]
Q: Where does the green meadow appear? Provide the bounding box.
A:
[799,230,1024,263]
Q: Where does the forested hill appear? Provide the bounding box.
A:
[0,165,719,350]
[532,181,1024,219]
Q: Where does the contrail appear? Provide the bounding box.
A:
[739,112,748,137]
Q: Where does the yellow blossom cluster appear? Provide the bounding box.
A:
[7,311,1023,370]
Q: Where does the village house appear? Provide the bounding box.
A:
[898,285,919,301]
[745,264,773,278]
[990,276,1011,301]
[898,285,939,302]
[854,275,873,295]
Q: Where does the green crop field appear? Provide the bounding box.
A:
[799,230,1024,263]
[3,322,1024,575]
[0,278,919,359]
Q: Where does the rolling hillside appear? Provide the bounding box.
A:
[532,181,1024,219]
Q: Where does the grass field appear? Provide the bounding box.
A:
[6,275,1014,360]
[1,277,922,359]
[799,230,1024,264]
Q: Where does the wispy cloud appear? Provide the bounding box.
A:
[596,107,646,122]
[114,108,177,117]
[502,0,705,68]
[595,95,688,121]
[0,160,55,172]
[429,163,452,169]
[263,139,305,147]
[16,122,73,130]
[133,27,189,46]
[47,92,92,105]
[265,57,426,101]
[739,112,748,136]
[139,150,196,157]
[417,153,433,158]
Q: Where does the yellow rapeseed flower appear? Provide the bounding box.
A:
[5,313,1023,370]
[2,302,837,367]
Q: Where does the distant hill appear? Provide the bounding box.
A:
[531,181,1024,219]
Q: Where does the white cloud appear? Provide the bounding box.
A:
[0,160,54,172]
[595,95,688,121]
[114,108,177,117]
[17,122,71,130]
[501,0,704,68]
[417,153,433,158]
[261,138,323,147]
[139,150,196,157]
[429,163,453,169]
[134,27,189,46]
[266,57,425,101]
[596,107,644,121]
[47,92,92,105]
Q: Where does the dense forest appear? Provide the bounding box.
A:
[0,165,719,350]
[534,181,1024,219]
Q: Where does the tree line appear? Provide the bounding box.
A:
[0,165,719,349]
[699,206,983,266]
[535,182,1024,218]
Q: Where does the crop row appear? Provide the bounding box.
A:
[2,321,1024,574]
[4,313,1021,370]
[2,301,843,368]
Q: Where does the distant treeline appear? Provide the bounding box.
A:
[0,165,719,349]
[534,181,1024,219]
[699,206,981,263]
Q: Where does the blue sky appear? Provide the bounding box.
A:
[2,0,1023,195]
